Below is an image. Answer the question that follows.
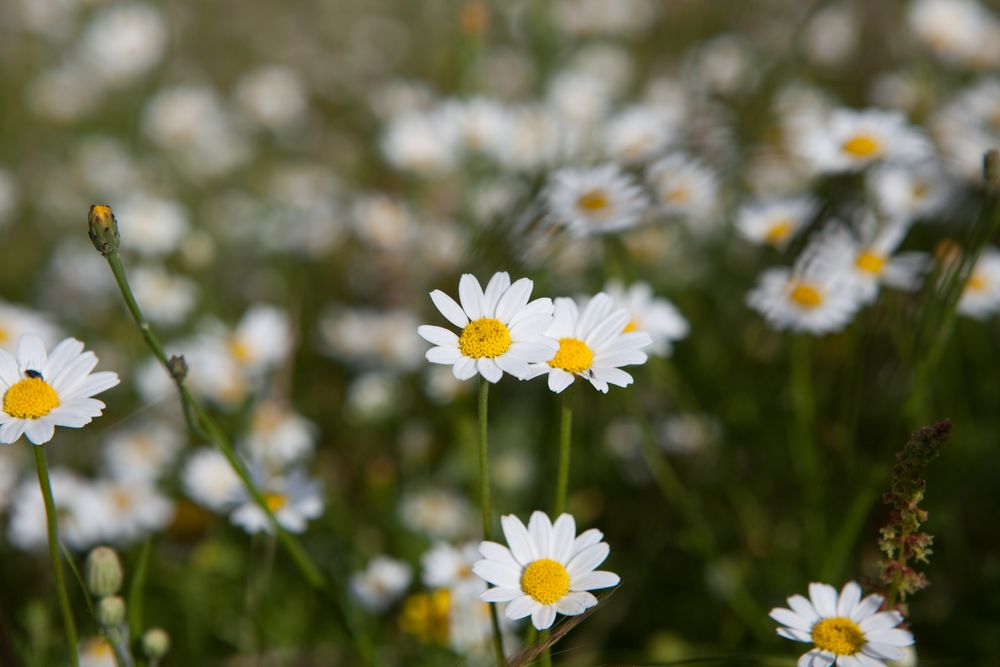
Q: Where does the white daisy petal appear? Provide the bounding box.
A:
[501,514,537,565]
[528,511,553,558]
[0,349,21,385]
[505,595,539,620]
[41,338,84,381]
[571,570,619,591]
[862,642,905,661]
[849,594,884,622]
[566,542,609,579]
[838,655,863,667]
[472,560,521,589]
[417,325,459,347]
[837,581,862,616]
[1,420,27,443]
[477,358,503,383]
[554,594,589,616]
[531,604,556,630]
[808,583,839,618]
[787,595,820,624]
[452,356,478,380]
[481,587,522,603]
[17,334,48,372]
[859,611,903,633]
[551,514,576,563]
[571,528,604,555]
[60,371,120,400]
[864,628,913,647]
[429,290,469,328]
[495,278,533,323]
[482,272,510,317]
[426,346,462,364]
[458,274,484,320]
[853,652,889,667]
[495,354,530,380]
[777,627,812,643]
[548,368,575,393]
[506,341,557,363]
[770,608,813,632]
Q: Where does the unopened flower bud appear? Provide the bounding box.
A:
[88,204,120,256]
[984,149,1000,190]
[97,596,126,626]
[167,354,188,381]
[85,546,123,597]
[142,628,171,659]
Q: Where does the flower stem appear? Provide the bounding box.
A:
[554,393,572,516]
[33,445,80,667]
[99,243,376,665]
[478,380,506,667]
[790,335,823,561]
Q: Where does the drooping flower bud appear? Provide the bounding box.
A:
[142,628,171,659]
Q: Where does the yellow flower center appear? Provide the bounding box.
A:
[263,492,288,512]
[229,338,252,363]
[789,283,824,309]
[458,317,512,359]
[623,319,639,333]
[842,134,881,158]
[664,186,690,205]
[0,326,7,344]
[765,219,794,245]
[3,377,60,420]
[855,250,886,275]
[968,273,988,292]
[520,559,570,605]
[912,182,930,200]
[577,189,610,212]
[811,617,866,656]
[80,637,115,659]
[548,337,593,373]
[400,589,452,645]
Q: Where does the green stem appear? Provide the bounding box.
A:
[478,380,506,667]
[33,446,80,667]
[790,335,823,559]
[554,394,572,516]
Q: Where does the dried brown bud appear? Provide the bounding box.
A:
[167,355,188,381]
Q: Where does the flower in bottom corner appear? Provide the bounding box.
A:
[770,581,914,667]
[473,510,619,630]
[0,334,120,445]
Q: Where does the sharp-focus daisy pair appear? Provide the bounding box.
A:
[1,334,119,445]
[417,272,654,393]
[771,581,914,667]
[473,510,620,631]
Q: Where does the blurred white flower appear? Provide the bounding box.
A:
[80,3,168,87]
[78,637,117,667]
[92,478,174,544]
[604,281,689,356]
[400,488,475,540]
[241,400,316,468]
[346,372,401,422]
[546,164,648,237]
[380,109,457,174]
[102,422,184,483]
[795,108,930,174]
[320,307,424,371]
[803,4,859,67]
[647,153,720,225]
[350,555,412,613]
[27,63,101,123]
[230,469,323,535]
[909,0,1000,69]
[8,468,104,551]
[421,541,485,600]
[130,264,198,326]
[182,448,243,512]
[869,163,954,222]
[553,0,659,37]
[957,247,1000,319]
[734,197,817,249]
[0,302,61,353]
[603,105,675,164]
[115,195,189,257]
[235,65,309,131]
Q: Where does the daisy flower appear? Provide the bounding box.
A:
[957,247,1000,319]
[646,153,719,223]
[746,237,863,334]
[473,511,620,631]
[93,478,175,544]
[418,272,557,383]
[797,108,929,173]
[603,105,675,164]
[545,164,648,236]
[604,281,689,356]
[524,293,652,393]
[734,197,817,249]
[770,580,914,666]
[350,555,413,613]
[0,334,120,445]
[868,163,953,223]
[422,541,486,600]
[0,302,60,353]
[229,468,324,535]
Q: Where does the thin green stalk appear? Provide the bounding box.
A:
[33,446,80,667]
[479,380,506,667]
[554,393,572,516]
[790,335,823,560]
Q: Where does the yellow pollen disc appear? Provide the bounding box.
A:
[263,492,288,512]
[842,134,881,158]
[855,250,886,275]
[229,338,252,363]
[0,326,7,344]
[789,283,824,309]
[811,617,866,656]
[520,559,570,606]
[912,182,930,200]
[968,273,988,292]
[549,337,593,373]
[664,187,690,205]
[400,589,452,645]
[623,319,639,333]
[458,317,512,359]
[3,378,60,420]
[81,638,115,659]
[765,219,794,245]
[577,189,610,213]
[112,490,133,510]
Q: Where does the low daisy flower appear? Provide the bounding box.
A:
[797,108,929,173]
[746,239,862,335]
[734,197,817,249]
[229,468,324,534]
[646,153,719,223]
[418,272,557,383]
[473,511,620,631]
[604,281,689,356]
[770,580,914,667]
[350,555,413,613]
[545,164,648,236]
[0,334,120,445]
[524,293,652,393]
[957,246,1000,319]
